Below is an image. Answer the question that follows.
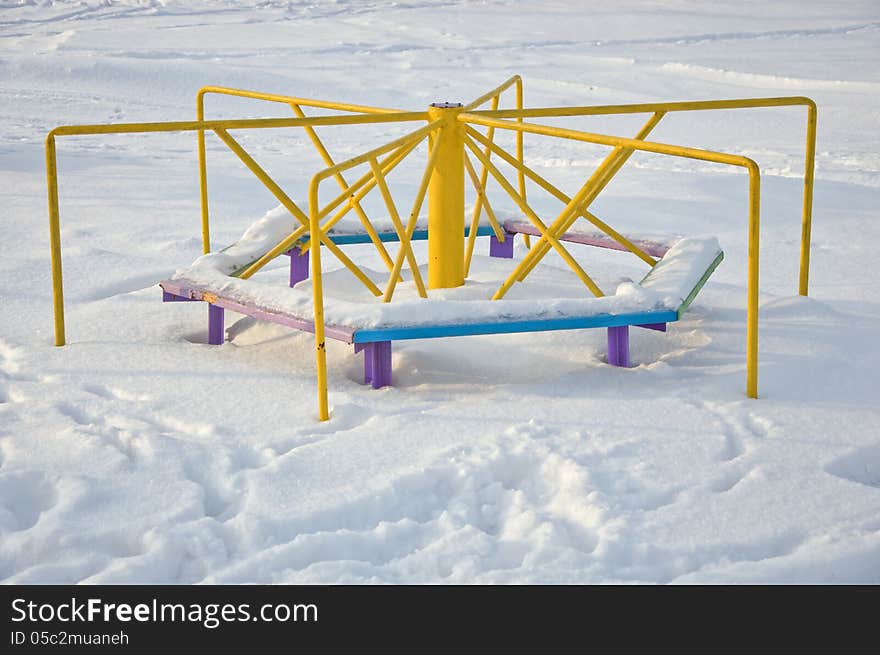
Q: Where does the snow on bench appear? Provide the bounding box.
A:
[160,206,722,344]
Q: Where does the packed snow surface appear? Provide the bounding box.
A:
[1,0,879,583]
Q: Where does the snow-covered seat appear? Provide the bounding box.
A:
[160,206,723,386]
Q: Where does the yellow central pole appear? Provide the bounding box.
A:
[427,103,465,289]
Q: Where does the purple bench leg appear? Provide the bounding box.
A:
[489,233,514,258]
[208,304,224,345]
[288,248,309,287]
[607,326,630,367]
[356,341,392,388]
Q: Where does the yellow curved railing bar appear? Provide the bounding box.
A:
[468,96,817,295]
[307,119,444,420]
[458,112,762,401]
[311,139,423,237]
[46,110,429,348]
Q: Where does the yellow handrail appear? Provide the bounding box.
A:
[45,111,429,347]
[458,111,762,399]
[305,119,444,419]
[469,96,816,294]
[463,75,522,111]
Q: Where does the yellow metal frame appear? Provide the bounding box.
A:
[46,78,817,421]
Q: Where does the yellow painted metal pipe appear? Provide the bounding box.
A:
[315,137,424,245]
[462,112,762,400]
[198,85,405,115]
[194,85,406,255]
[291,103,398,276]
[50,113,429,139]
[463,75,522,111]
[46,81,801,420]
[464,94,502,278]
[515,77,528,250]
[463,150,503,276]
[240,137,423,281]
[467,96,817,119]
[470,95,814,295]
[464,125,658,267]
[308,119,443,213]
[369,158,427,298]
[307,191,330,422]
[746,164,761,399]
[508,112,664,281]
[213,127,309,225]
[196,94,210,254]
[463,135,605,298]
[214,128,381,295]
[426,104,465,289]
[310,133,424,227]
[384,132,444,302]
[800,100,817,296]
[305,120,447,420]
[46,134,65,346]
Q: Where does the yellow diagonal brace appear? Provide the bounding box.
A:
[463,135,604,298]
[238,139,419,280]
[459,111,762,402]
[291,103,397,275]
[313,137,424,243]
[464,125,658,266]
[213,127,309,225]
[320,237,383,296]
[384,130,443,302]
[206,132,382,294]
[468,95,503,242]
[506,112,664,280]
[515,77,529,250]
[310,120,442,228]
[463,151,503,276]
[369,158,427,298]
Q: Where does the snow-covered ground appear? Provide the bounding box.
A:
[1,0,879,583]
